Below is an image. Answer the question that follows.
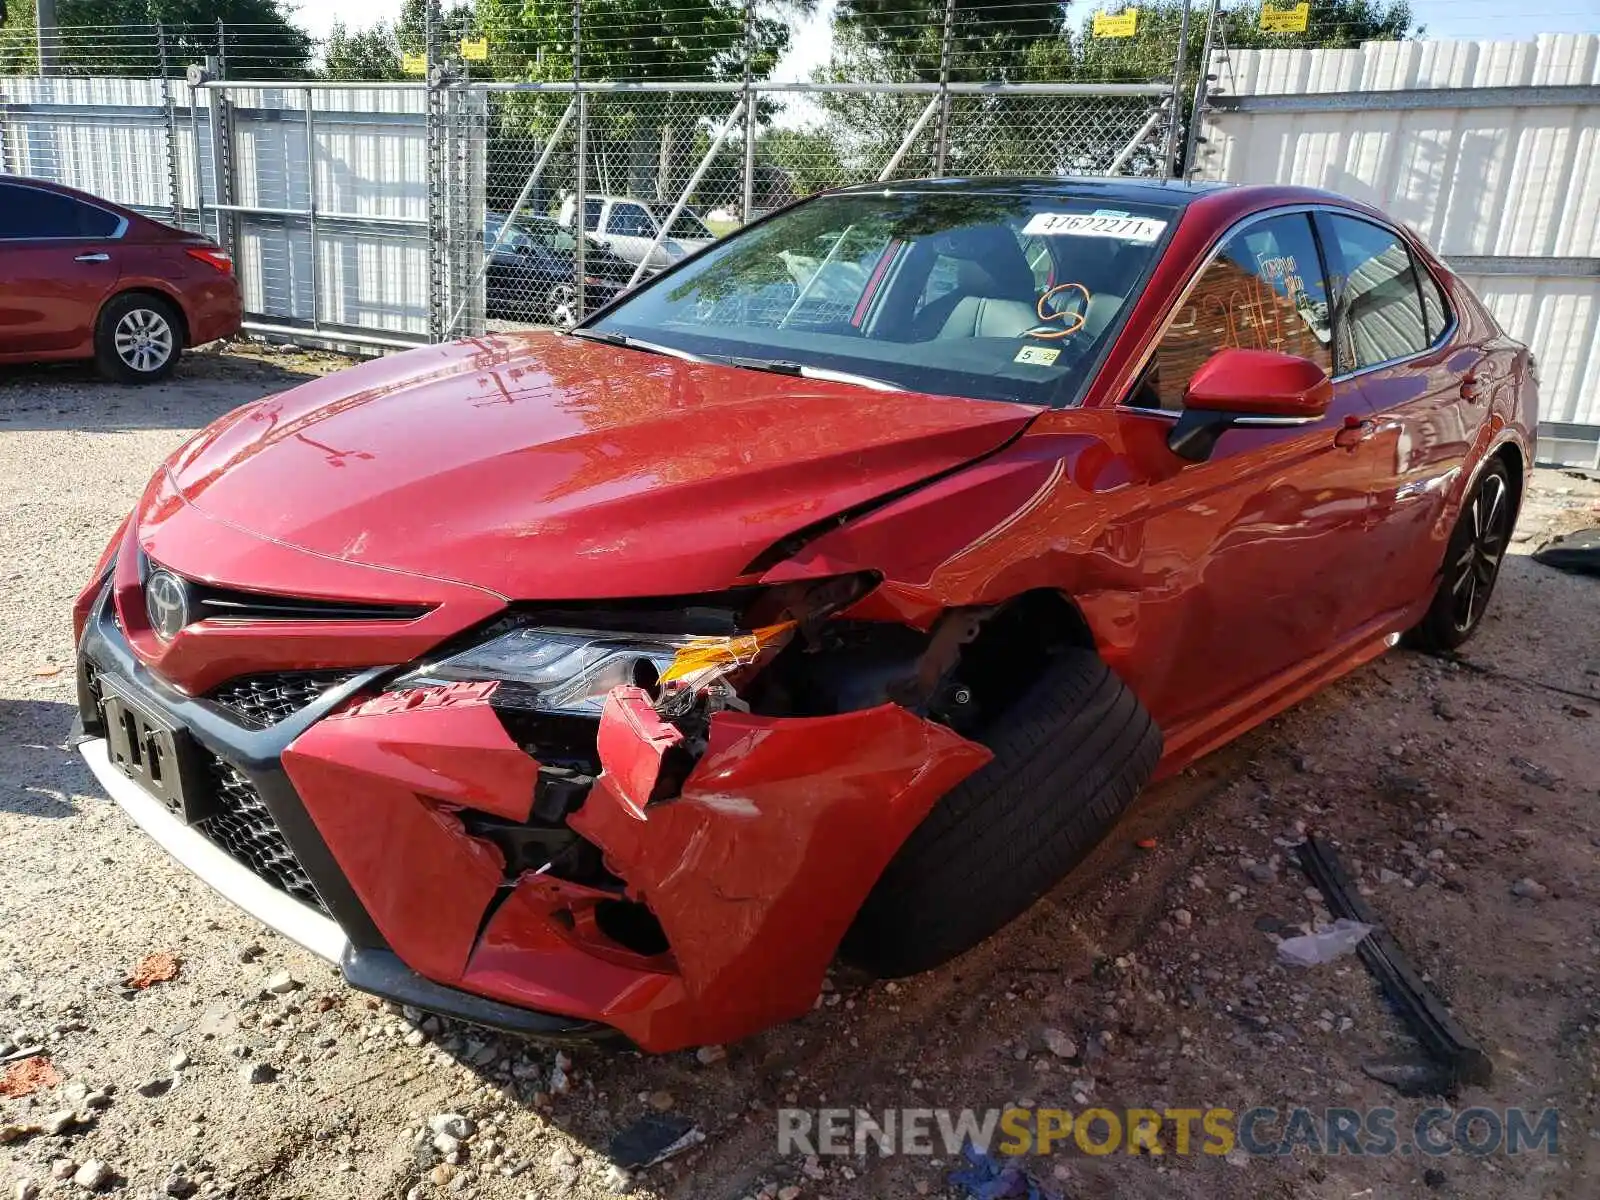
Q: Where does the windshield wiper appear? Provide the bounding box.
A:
[567,328,706,364]
[713,355,903,393]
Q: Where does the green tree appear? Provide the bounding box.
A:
[3,0,313,77]
[323,0,472,82]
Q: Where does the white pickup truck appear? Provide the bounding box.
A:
[557,195,718,272]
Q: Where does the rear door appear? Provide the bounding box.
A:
[1316,212,1487,621]
[601,202,662,267]
[0,182,125,355]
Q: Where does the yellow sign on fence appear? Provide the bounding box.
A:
[1092,9,1139,38]
[1260,2,1310,33]
[460,38,489,61]
[401,53,428,75]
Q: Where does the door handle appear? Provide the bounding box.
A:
[74,252,110,263]
[1460,371,1482,401]
[1333,415,1376,450]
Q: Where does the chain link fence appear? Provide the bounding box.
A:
[2,3,1196,350]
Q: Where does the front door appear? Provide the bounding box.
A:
[0,182,124,355]
[1096,210,1386,737]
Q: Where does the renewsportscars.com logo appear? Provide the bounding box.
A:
[777,1106,1560,1159]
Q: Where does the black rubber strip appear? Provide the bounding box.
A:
[1298,835,1493,1089]
[340,946,625,1046]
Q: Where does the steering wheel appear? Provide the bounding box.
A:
[1028,282,1091,339]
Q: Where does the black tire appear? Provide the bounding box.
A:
[94,293,183,384]
[1406,459,1516,653]
[841,649,1162,977]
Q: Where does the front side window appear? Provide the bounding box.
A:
[651,205,712,240]
[1135,212,1333,411]
[1325,214,1430,371]
[0,185,122,239]
[588,191,1177,406]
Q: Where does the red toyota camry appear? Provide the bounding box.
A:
[73,178,1535,1052]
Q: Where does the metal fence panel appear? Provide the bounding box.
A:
[1195,33,1600,465]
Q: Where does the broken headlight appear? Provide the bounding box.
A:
[395,627,687,716]
[393,623,795,717]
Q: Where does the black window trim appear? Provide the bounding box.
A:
[1315,209,1458,380]
[1115,202,1459,423]
[0,181,130,242]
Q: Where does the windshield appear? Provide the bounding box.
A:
[590,191,1177,406]
[650,204,713,240]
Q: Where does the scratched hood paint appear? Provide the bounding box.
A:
[166,332,1040,599]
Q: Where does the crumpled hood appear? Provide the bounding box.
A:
[166,332,1040,599]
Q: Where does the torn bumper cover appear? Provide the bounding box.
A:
[278,681,989,1051]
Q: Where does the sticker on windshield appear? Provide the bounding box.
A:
[1014,346,1060,366]
[1022,212,1167,243]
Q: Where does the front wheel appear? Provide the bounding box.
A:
[95,293,182,383]
[1406,459,1516,652]
[841,649,1162,978]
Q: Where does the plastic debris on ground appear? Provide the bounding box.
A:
[0,1056,62,1098]
[608,1114,705,1169]
[1532,528,1600,577]
[1276,918,1373,967]
[125,951,183,989]
[948,1142,1062,1200]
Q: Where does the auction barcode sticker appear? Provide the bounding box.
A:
[1022,212,1168,243]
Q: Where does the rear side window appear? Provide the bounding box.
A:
[1418,263,1452,343]
[1324,214,1431,371]
[1136,212,1333,411]
[582,199,603,232]
[606,204,655,238]
[0,184,122,239]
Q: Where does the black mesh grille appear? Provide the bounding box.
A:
[208,671,361,729]
[197,756,327,914]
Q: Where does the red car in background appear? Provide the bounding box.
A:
[71,178,1535,1052]
[0,177,240,382]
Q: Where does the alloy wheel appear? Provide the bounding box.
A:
[1450,472,1510,633]
[114,308,175,374]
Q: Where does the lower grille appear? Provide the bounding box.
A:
[197,755,328,915]
[208,671,362,729]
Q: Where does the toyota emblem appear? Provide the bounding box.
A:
[145,569,192,641]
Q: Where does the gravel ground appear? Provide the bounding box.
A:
[2,345,1597,1200]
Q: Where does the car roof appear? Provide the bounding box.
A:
[828,176,1236,207]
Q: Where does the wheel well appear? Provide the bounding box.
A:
[955,589,1098,710]
[102,289,189,349]
[1491,441,1525,516]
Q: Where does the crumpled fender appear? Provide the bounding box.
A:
[566,692,992,1048]
[283,682,535,982]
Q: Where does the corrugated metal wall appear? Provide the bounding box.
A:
[0,78,431,347]
[1194,34,1600,467]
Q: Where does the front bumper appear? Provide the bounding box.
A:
[77,585,991,1051]
[76,597,609,1044]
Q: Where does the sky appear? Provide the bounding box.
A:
[285,0,1600,63]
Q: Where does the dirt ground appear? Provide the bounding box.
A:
[1,345,1596,1200]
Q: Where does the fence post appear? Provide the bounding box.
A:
[425,0,447,342]
[35,0,58,75]
[934,0,955,174]
[216,19,227,81]
[741,0,756,224]
[573,0,587,322]
[157,23,183,228]
[1182,0,1222,179]
[1160,0,1193,178]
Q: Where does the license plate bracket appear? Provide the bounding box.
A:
[96,673,212,824]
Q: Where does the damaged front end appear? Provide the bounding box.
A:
[281,575,995,1051]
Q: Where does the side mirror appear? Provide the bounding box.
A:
[1169,348,1333,463]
